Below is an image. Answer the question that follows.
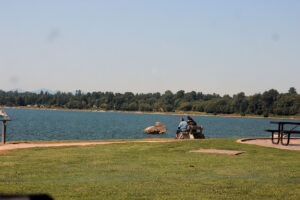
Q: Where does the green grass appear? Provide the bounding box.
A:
[0,139,300,199]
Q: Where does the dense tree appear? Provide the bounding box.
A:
[176,90,185,99]
[247,94,263,115]
[289,87,297,95]
[262,89,279,114]
[0,88,299,116]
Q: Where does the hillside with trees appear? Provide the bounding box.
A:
[0,88,299,117]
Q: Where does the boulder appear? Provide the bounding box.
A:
[144,122,167,134]
[0,109,10,120]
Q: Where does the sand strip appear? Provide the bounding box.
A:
[190,149,245,155]
[0,140,176,151]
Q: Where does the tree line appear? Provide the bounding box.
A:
[0,87,299,117]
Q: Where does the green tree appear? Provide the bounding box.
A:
[288,87,297,94]
[262,89,279,114]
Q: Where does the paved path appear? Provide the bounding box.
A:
[0,140,176,151]
[237,138,300,151]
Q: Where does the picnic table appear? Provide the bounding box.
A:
[265,121,300,145]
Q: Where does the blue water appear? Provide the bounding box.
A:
[2,108,299,142]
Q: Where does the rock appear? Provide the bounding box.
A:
[0,109,8,117]
[144,122,167,134]
[0,109,10,120]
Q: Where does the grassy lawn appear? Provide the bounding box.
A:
[0,139,300,200]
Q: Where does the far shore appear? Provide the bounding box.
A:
[3,106,300,120]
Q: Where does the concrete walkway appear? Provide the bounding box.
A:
[237,138,300,151]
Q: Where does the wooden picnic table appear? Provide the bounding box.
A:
[265,121,300,145]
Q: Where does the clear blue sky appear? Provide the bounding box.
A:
[1,0,299,95]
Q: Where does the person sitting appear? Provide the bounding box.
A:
[176,117,188,139]
[187,116,197,126]
[187,116,198,137]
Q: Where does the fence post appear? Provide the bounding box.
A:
[2,121,6,144]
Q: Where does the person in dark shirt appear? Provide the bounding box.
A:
[187,116,197,126]
[187,116,197,136]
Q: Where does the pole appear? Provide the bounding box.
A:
[2,121,6,144]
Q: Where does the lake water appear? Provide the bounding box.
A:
[2,108,299,142]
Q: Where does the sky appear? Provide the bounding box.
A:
[0,0,299,95]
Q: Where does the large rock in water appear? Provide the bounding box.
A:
[144,122,167,134]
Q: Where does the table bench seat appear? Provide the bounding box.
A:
[265,129,281,144]
[280,130,300,146]
[265,121,300,146]
[179,125,205,139]
[264,129,300,146]
[282,130,300,134]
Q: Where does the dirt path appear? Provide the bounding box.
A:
[190,149,245,155]
[237,138,300,151]
[4,138,300,152]
[0,140,176,151]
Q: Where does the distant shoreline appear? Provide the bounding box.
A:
[3,106,300,120]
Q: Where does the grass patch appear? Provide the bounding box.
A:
[0,139,300,199]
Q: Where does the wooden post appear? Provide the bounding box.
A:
[2,121,6,144]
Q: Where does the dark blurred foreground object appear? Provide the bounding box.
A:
[0,194,53,200]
